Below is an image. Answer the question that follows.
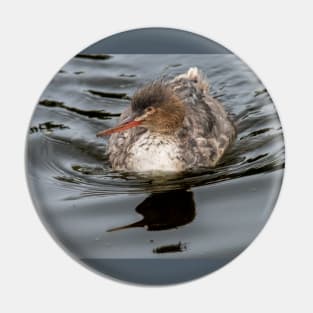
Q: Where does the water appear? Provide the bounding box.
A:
[26,54,284,262]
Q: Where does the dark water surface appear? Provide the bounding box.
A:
[27,54,284,263]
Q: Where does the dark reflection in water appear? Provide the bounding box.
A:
[153,242,187,254]
[38,99,119,120]
[108,190,195,232]
[76,54,111,60]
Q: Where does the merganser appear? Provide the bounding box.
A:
[97,67,236,172]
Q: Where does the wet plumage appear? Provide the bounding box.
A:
[97,67,236,172]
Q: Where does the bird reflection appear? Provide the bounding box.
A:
[108,189,195,232]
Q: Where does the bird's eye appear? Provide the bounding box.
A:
[146,106,153,112]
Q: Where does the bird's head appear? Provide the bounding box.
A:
[96,82,186,137]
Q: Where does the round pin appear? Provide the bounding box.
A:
[26,28,285,285]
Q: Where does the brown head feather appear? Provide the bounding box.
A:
[131,82,186,134]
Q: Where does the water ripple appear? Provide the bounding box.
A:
[28,54,285,200]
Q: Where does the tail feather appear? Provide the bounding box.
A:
[176,67,210,93]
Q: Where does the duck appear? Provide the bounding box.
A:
[97,67,236,172]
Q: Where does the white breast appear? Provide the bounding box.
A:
[127,132,184,172]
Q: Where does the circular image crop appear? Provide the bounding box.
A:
[26,28,284,285]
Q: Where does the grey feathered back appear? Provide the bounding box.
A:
[170,68,236,167]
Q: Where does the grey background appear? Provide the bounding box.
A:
[82,27,231,54]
